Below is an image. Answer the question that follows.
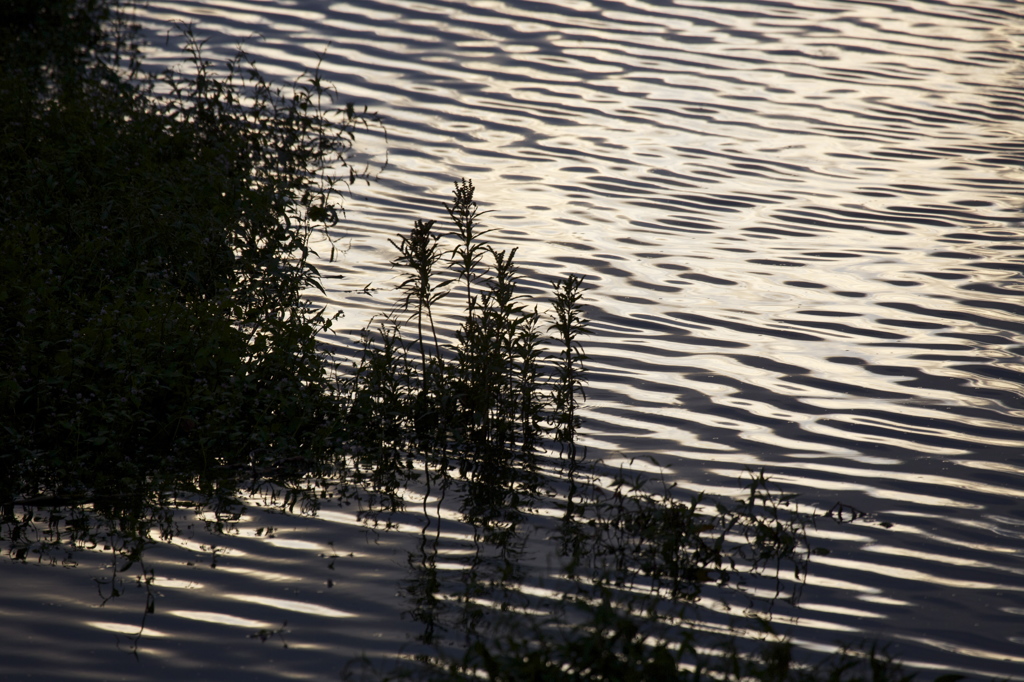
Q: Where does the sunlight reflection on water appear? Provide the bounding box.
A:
[3,0,1023,679]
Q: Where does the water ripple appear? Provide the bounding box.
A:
[91,0,1024,678]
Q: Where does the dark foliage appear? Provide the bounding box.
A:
[0,0,379,541]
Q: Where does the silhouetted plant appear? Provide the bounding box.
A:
[551,273,589,453]
[342,179,589,529]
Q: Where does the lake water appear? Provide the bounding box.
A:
[3,1,1024,680]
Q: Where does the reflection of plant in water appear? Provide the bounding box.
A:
[249,621,290,648]
[396,469,821,680]
[440,614,918,682]
[392,464,911,681]
[562,468,810,604]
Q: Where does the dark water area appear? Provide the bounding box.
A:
[2,1,1024,679]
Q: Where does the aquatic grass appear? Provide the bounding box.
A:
[342,179,589,530]
[550,273,589,453]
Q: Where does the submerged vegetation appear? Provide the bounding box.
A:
[1,2,940,680]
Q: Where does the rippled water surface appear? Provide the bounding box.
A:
[3,1,1024,679]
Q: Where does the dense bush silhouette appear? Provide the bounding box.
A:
[1,0,377,535]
